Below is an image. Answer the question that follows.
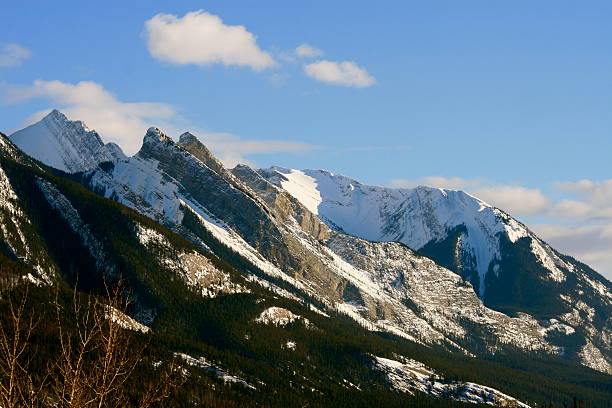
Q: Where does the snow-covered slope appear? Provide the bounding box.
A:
[70,127,557,355]
[260,167,612,373]
[9,110,125,173]
[261,168,544,297]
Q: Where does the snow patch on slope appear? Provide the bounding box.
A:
[135,223,247,298]
[374,355,530,407]
[176,352,256,389]
[255,306,310,327]
[0,166,27,250]
[179,198,311,294]
[135,224,169,247]
[578,341,611,373]
[105,305,150,333]
[274,167,322,215]
[530,240,566,282]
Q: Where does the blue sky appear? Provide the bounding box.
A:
[1,1,611,277]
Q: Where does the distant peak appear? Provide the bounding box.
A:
[44,109,69,123]
[8,109,120,173]
[176,132,227,175]
[144,127,173,145]
[178,132,199,145]
[103,142,127,161]
[266,165,292,174]
[48,108,64,117]
[43,109,94,133]
[147,127,162,135]
[135,127,177,161]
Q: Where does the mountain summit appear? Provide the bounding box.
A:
[9,110,125,173]
[260,167,611,372]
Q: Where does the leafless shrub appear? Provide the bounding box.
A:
[0,287,46,408]
[0,280,181,407]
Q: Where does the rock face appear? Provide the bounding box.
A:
[0,130,244,319]
[77,129,563,359]
[260,167,612,372]
[7,112,611,374]
[9,110,125,173]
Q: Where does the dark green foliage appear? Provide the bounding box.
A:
[485,236,568,317]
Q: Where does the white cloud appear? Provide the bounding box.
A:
[295,44,323,58]
[0,43,32,67]
[531,224,612,280]
[550,179,612,221]
[391,176,549,216]
[550,200,594,219]
[555,179,612,208]
[4,79,317,164]
[269,73,290,87]
[473,186,550,217]
[144,10,275,70]
[304,60,376,87]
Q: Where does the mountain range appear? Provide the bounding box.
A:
[1,109,610,407]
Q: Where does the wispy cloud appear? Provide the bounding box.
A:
[531,223,612,277]
[554,179,612,213]
[269,73,290,87]
[304,60,376,88]
[0,43,31,67]
[341,145,410,153]
[191,132,320,168]
[3,79,318,165]
[295,44,324,59]
[143,10,276,70]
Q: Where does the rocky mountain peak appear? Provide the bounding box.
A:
[144,127,173,144]
[135,127,178,162]
[178,131,198,145]
[9,110,125,173]
[103,142,127,161]
[47,108,66,121]
[177,132,226,176]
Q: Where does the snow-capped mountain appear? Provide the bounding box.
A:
[1,131,572,407]
[260,167,612,372]
[5,111,611,375]
[9,110,125,173]
[74,127,557,356]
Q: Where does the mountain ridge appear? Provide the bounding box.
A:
[5,110,611,375]
[260,167,611,372]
